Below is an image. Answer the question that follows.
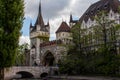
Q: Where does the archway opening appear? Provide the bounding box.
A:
[16,71,34,78]
[43,52,55,66]
[40,72,48,78]
[54,70,59,75]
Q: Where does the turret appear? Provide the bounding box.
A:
[69,14,78,28]
[29,0,50,66]
[46,20,50,33]
[30,22,33,31]
[69,14,73,28]
[56,21,72,44]
[35,1,44,31]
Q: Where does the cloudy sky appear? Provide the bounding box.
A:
[19,0,99,45]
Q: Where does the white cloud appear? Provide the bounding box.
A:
[50,34,56,41]
[19,36,30,45]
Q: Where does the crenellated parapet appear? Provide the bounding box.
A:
[40,40,62,48]
[30,31,49,39]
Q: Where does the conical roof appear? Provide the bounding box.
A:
[35,1,44,26]
[56,21,70,33]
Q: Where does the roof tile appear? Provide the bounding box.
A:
[79,0,120,23]
[56,22,70,33]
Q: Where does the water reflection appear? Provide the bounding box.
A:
[12,79,44,80]
[12,78,88,80]
[12,78,51,80]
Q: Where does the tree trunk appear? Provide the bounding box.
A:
[0,68,4,80]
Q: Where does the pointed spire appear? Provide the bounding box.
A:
[47,20,49,26]
[39,0,41,15]
[30,22,32,28]
[70,14,73,22]
[35,0,44,26]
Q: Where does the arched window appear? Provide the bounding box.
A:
[63,33,64,36]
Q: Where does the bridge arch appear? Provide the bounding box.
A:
[40,72,48,78]
[42,50,55,66]
[16,71,34,78]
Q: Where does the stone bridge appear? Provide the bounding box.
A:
[4,66,58,79]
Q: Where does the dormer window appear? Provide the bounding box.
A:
[91,11,93,14]
[104,5,107,8]
[97,8,100,11]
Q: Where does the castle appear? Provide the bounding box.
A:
[29,0,120,66]
[29,2,74,66]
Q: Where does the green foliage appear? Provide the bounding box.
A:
[0,0,24,67]
[15,43,29,66]
[59,52,85,75]
[0,0,24,79]
[59,46,120,76]
[59,11,120,76]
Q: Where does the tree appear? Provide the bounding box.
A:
[59,11,120,76]
[0,0,24,79]
[59,23,87,75]
[93,11,120,49]
[15,43,29,66]
[85,11,120,76]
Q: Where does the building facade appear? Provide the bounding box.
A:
[29,0,120,66]
[78,0,120,53]
[29,2,73,66]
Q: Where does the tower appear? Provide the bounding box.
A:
[69,14,73,28]
[29,1,50,66]
[69,14,78,28]
[56,21,72,45]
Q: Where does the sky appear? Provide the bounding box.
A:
[19,0,100,45]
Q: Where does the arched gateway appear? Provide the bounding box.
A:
[42,51,55,66]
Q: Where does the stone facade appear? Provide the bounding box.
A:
[29,2,73,66]
[4,66,58,79]
[78,0,120,53]
[28,0,120,66]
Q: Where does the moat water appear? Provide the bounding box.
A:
[12,77,87,80]
[13,78,88,80]
[12,78,62,80]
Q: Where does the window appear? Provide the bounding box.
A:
[111,13,113,17]
[59,33,60,36]
[97,8,100,11]
[104,5,107,8]
[63,33,64,36]
[91,11,93,14]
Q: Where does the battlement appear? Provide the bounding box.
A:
[40,40,62,47]
[30,31,49,39]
